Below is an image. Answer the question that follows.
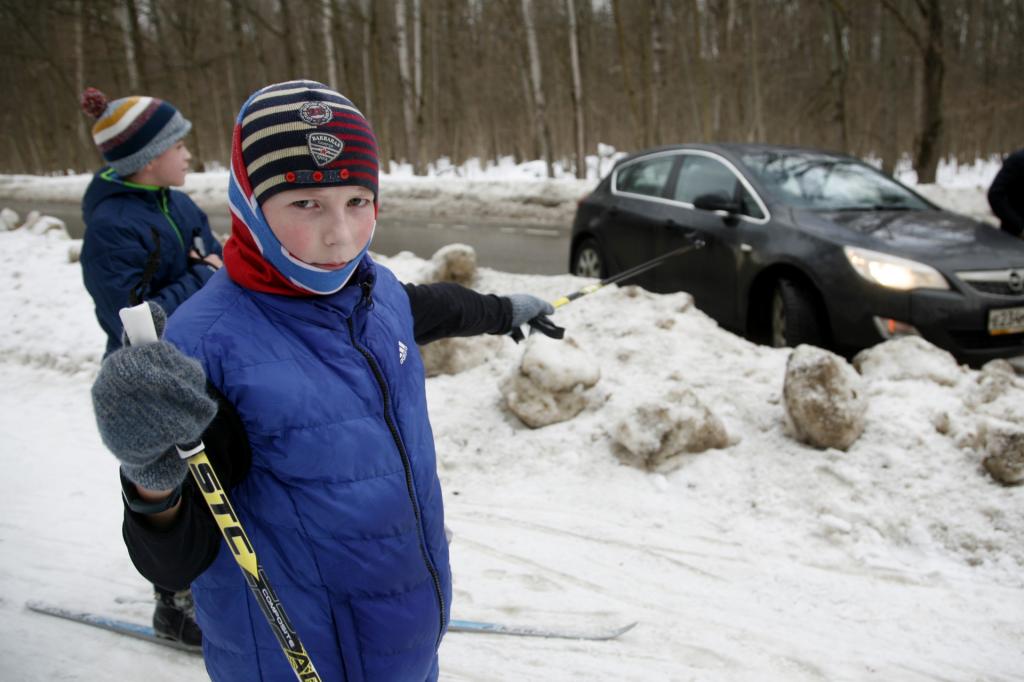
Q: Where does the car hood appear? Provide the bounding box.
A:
[795,208,1024,270]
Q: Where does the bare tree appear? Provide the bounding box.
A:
[882,0,945,182]
[822,0,850,151]
[565,0,585,178]
[119,1,140,91]
[1,0,1022,177]
[521,0,553,177]
[395,0,424,172]
[746,1,765,142]
[322,0,342,88]
[611,0,641,137]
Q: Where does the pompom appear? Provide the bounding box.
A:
[80,87,108,118]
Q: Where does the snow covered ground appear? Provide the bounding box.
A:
[1,166,1021,681]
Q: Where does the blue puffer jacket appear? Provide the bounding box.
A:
[165,258,451,682]
[81,167,222,356]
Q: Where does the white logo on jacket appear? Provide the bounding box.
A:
[398,340,408,365]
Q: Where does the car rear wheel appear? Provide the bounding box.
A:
[573,240,605,279]
[770,277,826,348]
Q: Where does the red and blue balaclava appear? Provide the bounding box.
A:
[225,80,379,296]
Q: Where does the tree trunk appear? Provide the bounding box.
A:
[395,0,419,171]
[683,0,708,140]
[915,0,944,183]
[747,0,766,142]
[73,0,93,166]
[565,0,586,178]
[878,0,899,175]
[611,0,640,140]
[648,0,664,146]
[412,0,425,172]
[441,0,461,162]
[370,0,387,166]
[276,0,299,78]
[882,0,945,183]
[120,0,141,91]
[322,0,341,88]
[822,0,849,151]
[521,0,553,177]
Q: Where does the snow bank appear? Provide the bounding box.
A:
[0,170,595,226]
[0,157,998,226]
[1,226,1023,681]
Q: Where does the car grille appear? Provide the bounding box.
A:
[956,268,1024,297]
[948,329,1024,351]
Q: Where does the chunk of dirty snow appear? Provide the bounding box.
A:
[0,207,18,231]
[784,345,866,451]
[429,243,477,284]
[519,334,600,393]
[419,335,504,377]
[611,387,729,472]
[853,336,963,386]
[501,335,600,428]
[981,423,1024,486]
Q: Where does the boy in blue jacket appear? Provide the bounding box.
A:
[90,80,556,681]
[79,88,224,357]
[79,88,223,647]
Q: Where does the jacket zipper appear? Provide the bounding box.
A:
[347,313,447,647]
[158,189,186,251]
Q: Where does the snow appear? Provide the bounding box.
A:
[2,170,1023,681]
[0,150,1001,226]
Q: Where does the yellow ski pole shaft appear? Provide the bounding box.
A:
[119,304,322,682]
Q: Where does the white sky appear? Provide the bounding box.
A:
[0,168,1020,681]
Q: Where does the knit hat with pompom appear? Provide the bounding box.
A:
[80,87,192,177]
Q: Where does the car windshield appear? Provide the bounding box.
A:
[739,151,931,211]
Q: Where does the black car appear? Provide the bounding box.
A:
[569,143,1024,366]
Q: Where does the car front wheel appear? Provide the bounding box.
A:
[770,277,826,348]
[573,240,605,279]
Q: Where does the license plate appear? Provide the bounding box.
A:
[988,306,1024,335]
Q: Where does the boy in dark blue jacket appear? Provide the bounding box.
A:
[79,87,223,357]
[78,87,222,647]
[90,80,556,681]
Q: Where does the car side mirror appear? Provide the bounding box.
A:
[693,192,740,214]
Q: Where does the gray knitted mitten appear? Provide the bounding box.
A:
[508,294,555,328]
[92,341,217,490]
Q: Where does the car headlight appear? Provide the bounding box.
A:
[843,246,949,290]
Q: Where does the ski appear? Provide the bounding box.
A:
[28,599,636,649]
[25,601,202,655]
[448,618,637,641]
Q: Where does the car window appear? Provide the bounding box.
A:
[615,156,675,198]
[672,154,762,218]
[739,151,931,211]
[739,185,765,219]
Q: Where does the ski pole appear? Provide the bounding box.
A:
[555,234,706,309]
[119,303,322,682]
[511,233,706,341]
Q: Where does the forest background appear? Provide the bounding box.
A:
[1,0,1021,183]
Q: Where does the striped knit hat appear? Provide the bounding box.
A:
[239,80,379,206]
[224,80,379,297]
[80,88,191,177]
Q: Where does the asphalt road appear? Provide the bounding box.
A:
[3,199,573,276]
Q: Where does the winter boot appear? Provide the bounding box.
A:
[153,586,202,648]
